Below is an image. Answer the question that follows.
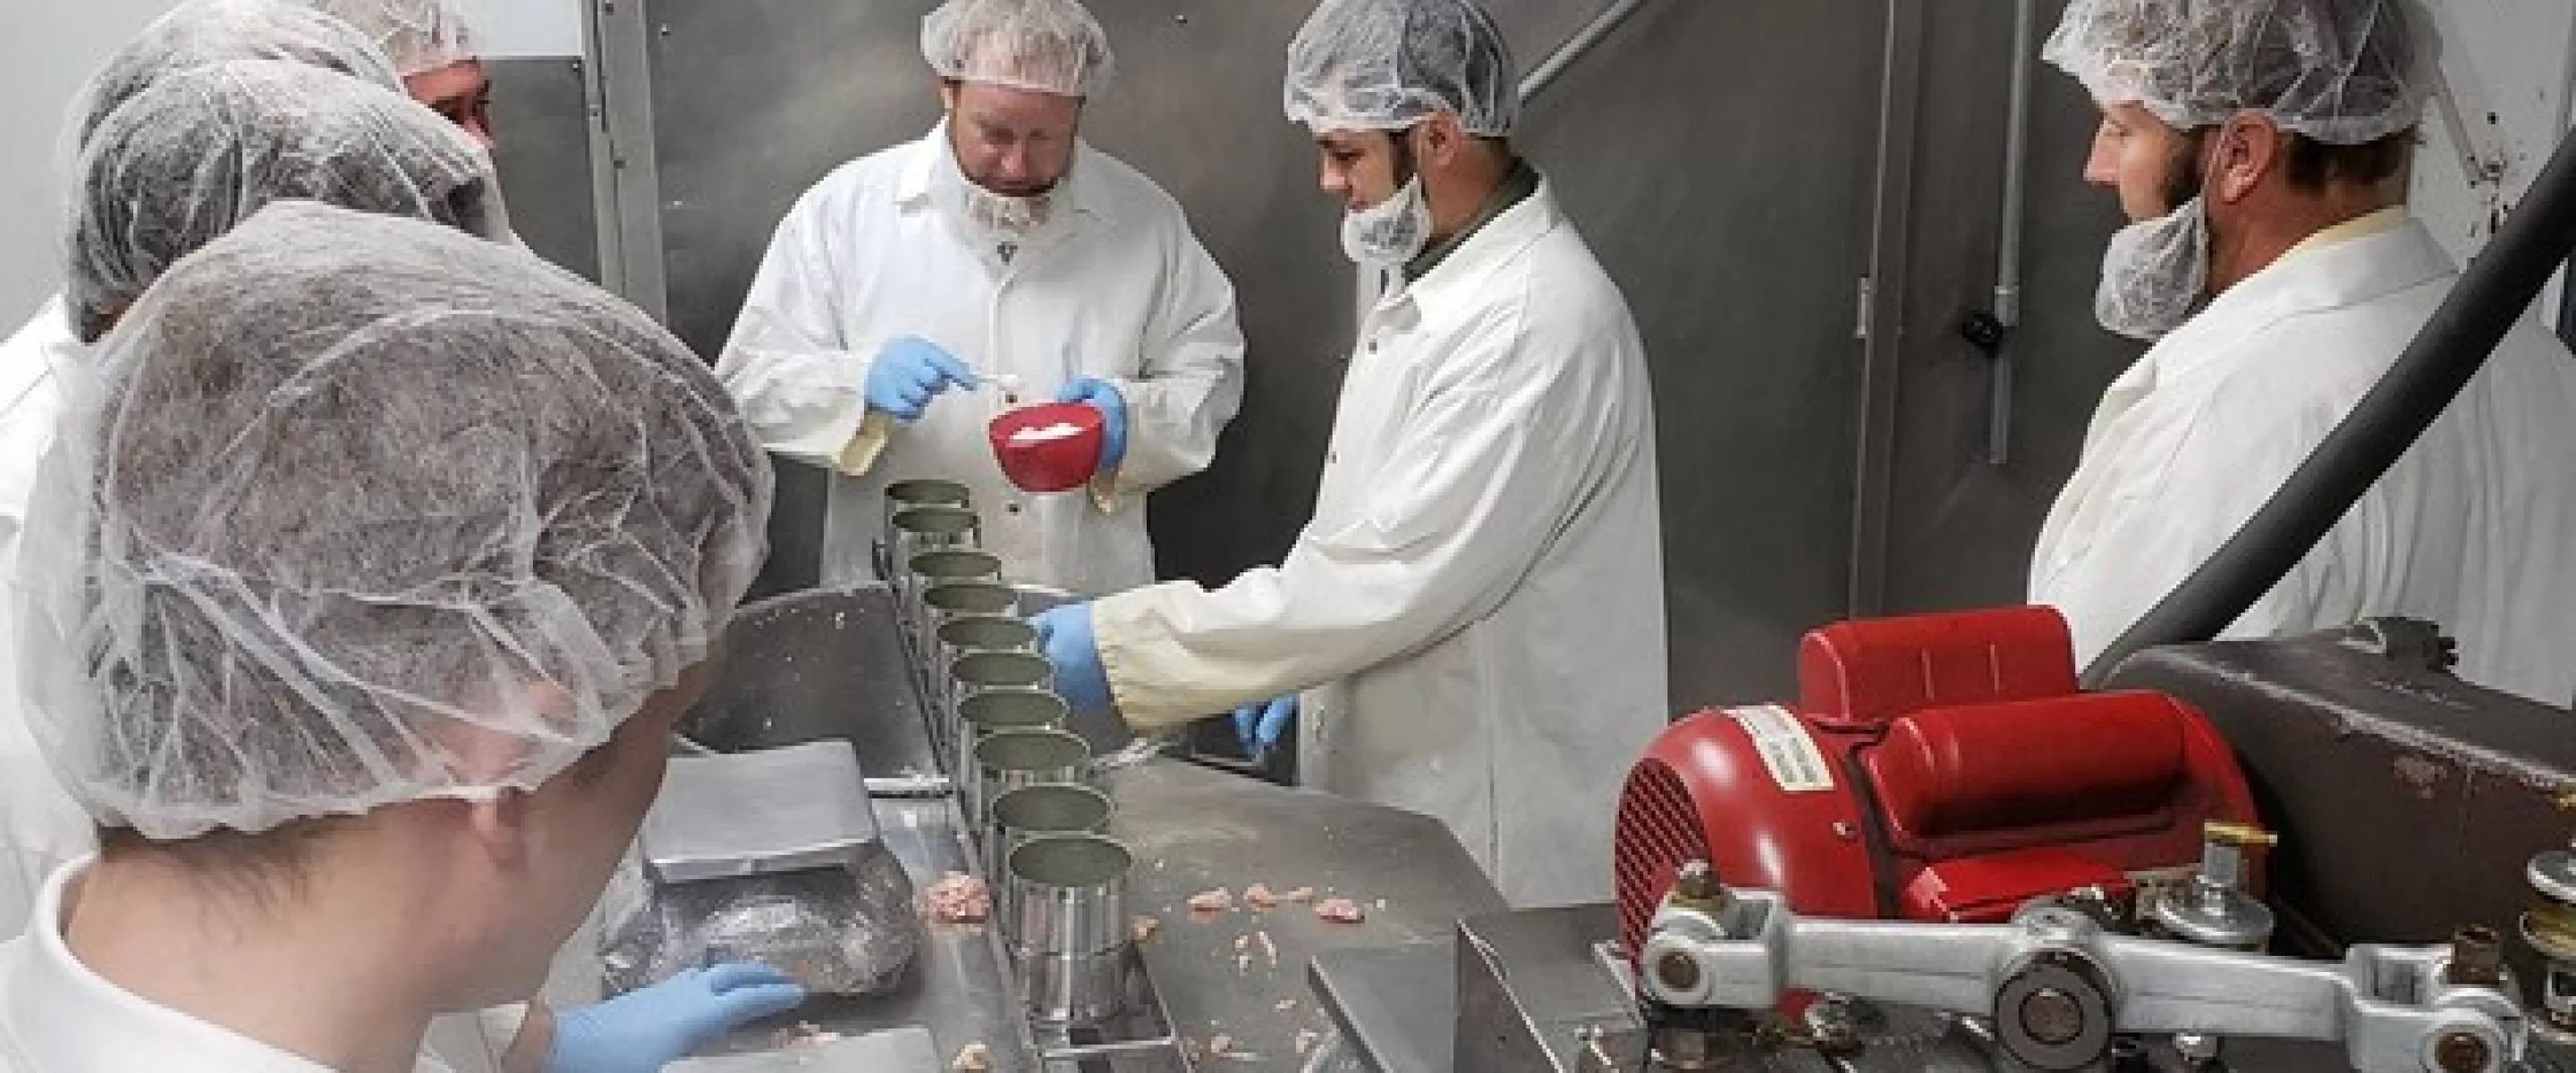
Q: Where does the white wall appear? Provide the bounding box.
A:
[2409,0,2576,317]
[0,0,581,330]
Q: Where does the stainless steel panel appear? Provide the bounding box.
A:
[1309,940,1458,1072]
[1452,906,1645,1072]
[485,55,604,283]
[1105,758,1510,1065]
[641,740,881,883]
[682,586,939,778]
[1499,0,1889,706]
[1878,0,2145,617]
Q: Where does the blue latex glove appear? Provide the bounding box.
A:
[1233,695,1296,756]
[1055,376,1130,474]
[547,963,808,1073]
[863,336,976,422]
[1030,603,1113,714]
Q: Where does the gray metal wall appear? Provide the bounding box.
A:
[487,55,604,283]
[590,0,2140,713]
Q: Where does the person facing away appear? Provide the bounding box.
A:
[0,201,798,1072]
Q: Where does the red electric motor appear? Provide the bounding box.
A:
[1613,606,2259,959]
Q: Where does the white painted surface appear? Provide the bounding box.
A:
[0,0,582,326]
[2408,0,2576,323]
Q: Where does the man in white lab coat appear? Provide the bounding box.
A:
[716,0,1245,596]
[2030,0,2576,705]
[1033,0,1669,908]
[0,203,792,1073]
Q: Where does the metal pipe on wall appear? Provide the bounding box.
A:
[1519,0,1648,104]
[1848,0,1928,617]
[1984,0,2038,467]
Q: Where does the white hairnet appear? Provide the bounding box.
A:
[64,0,401,150]
[920,0,1114,98]
[2042,0,2436,144]
[19,200,774,841]
[1284,0,1520,137]
[301,0,477,76]
[63,59,509,343]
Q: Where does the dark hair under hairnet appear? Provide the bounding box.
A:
[21,200,774,839]
[64,59,509,342]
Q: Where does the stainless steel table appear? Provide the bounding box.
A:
[637,585,1504,1071]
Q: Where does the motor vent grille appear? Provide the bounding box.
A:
[1614,758,1707,959]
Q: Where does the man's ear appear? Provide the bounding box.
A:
[939,78,962,114]
[1420,112,1465,170]
[2214,113,2286,205]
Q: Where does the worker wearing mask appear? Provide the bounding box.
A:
[2030,0,2576,704]
[1033,0,1667,908]
[304,0,491,148]
[0,201,789,1072]
[717,0,1245,595]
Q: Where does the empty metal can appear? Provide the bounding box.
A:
[984,782,1114,915]
[1006,833,1132,1027]
[877,479,971,578]
[919,604,1015,717]
[955,688,1068,789]
[969,727,1089,830]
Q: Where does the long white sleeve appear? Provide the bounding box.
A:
[1092,317,1631,726]
[1094,230,1244,501]
[714,187,872,470]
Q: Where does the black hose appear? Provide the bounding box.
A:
[2080,128,2576,688]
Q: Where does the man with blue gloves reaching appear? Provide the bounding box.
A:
[1036,0,1669,908]
[717,0,1244,596]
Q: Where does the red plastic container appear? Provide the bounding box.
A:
[989,402,1105,493]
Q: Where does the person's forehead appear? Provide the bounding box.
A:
[954,81,1080,125]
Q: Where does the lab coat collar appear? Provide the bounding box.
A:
[0,858,339,1071]
[894,122,1117,225]
[1378,173,1566,319]
[2147,213,2453,383]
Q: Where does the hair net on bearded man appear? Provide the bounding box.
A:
[61,0,402,151]
[1284,0,1520,136]
[919,0,1114,97]
[14,199,774,841]
[61,59,509,343]
[2042,0,2437,144]
[299,0,476,77]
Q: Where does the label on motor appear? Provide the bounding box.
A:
[1729,705,1835,793]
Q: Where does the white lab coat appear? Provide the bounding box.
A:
[0,859,456,1072]
[0,299,87,942]
[716,126,1245,594]
[1090,180,1670,908]
[2031,214,2576,705]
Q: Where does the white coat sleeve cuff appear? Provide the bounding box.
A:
[1091,583,1282,728]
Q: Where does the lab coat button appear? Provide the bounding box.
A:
[1008,503,1025,516]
